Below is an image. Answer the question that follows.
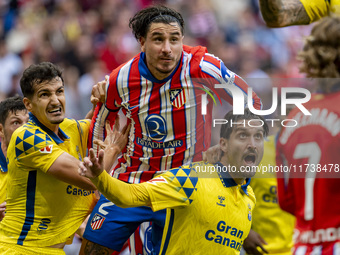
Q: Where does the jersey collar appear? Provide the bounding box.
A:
[28,112,69,144]
[216,162,251,195]
[0,142,7,173]
[138,52,182,84]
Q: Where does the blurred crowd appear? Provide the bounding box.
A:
[0,0,312,120]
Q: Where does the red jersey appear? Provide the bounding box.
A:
[276,91,340,255]
[90,45,262,183]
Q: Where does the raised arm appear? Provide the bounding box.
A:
[258,0,310,27]
[79,149,151,208]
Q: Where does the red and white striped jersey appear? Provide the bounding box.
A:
[89,45,262,184]
[276,91,340,255]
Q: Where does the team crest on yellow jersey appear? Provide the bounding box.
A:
[248,203,252,221]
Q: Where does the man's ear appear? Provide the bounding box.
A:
[219,137,228,154]
[139,37,146,52]
[0,124,4,139]
[23,97,32,112]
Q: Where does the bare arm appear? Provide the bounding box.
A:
[79,149,151,208]
[93,116,131,172]
[48,152,96,190]
[259,0,310,27]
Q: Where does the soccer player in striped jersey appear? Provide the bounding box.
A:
[276,17,340,254]
[80,109,268,255]
[81,5,262,255]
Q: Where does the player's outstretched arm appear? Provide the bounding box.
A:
[48,152,97,190]
[79,148,151,208]
[259,0,310,27]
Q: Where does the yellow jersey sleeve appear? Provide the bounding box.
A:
[12,127,64,173]
[91,166,198,212]
[144,166,198,212]
[300,0,329,22]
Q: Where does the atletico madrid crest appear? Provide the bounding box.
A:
[170,89,186,108]
[90,213,105,230]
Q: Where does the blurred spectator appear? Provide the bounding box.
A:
[0,37,23,100]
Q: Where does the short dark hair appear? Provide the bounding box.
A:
[0,96,26,125]
[220,108,269,139]
[129,5,185,40]
[20,62,64,99]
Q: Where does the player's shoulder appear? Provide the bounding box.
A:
[13,121,43,138]
[9,122,54,158]
[183,45,208,56]
[60,118,89,129]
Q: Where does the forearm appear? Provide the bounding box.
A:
[103,146,121,172]
[91,171,151,208]
[259,0,310,27]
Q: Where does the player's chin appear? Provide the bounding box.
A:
[240,165,257,178]
[50,116,65,124]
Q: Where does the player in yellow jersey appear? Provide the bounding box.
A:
[243,135,296,255]
[79,108,269,255]
[258,0,340,27]
[0,96,29,221]
[0,62,129,255]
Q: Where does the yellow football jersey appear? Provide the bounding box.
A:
[300,0,340,22]
[0,143,8,204]
[249,136,295,255]
[143,162,256,255]
[0,114,97,248]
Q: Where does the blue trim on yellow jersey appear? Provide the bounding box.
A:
[216,162,250,195]
[28,112,69,144]
[0,142,7,173]
[17,170,37,245]
[161,209,175,255]
[139,52,182,84]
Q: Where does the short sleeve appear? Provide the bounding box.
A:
[143,166,199,212]
[300,0,329,22]
[14,128,64,173]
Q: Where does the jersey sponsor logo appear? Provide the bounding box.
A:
[147,176,168,185]
[136,137,183,149]
[216,196,226,207]
[66,185,95,196]
[145,115,167,142]
[170,88,186,108]
[262,185,278,203]
[90,213,105,230]
[39,145,53,154]
[205,221,245,251]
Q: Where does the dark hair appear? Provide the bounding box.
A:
[0,96,26,125]
[220,108,269,139]
[20,62,64,98]
[129,5,185,40]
